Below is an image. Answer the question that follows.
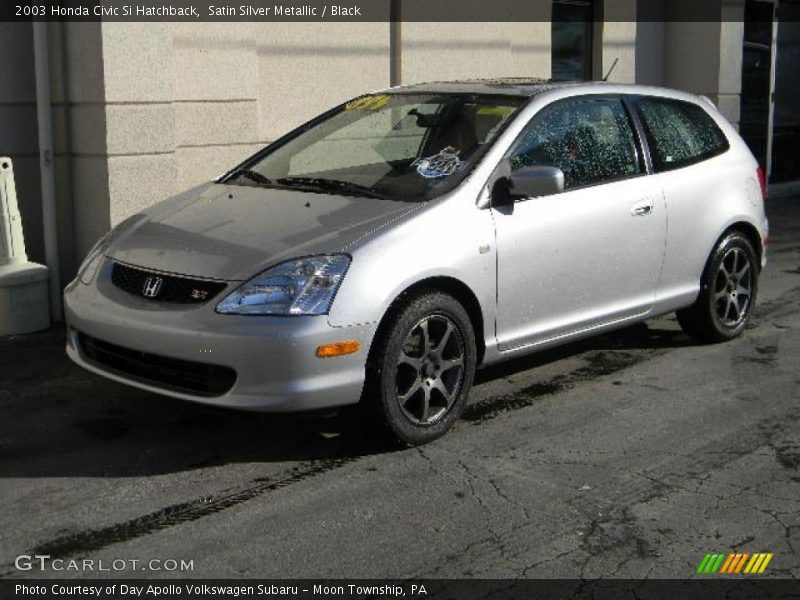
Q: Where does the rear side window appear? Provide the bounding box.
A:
[636,97,729,172]
[509,97,641,190]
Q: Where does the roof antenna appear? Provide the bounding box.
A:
[602,58,619,82]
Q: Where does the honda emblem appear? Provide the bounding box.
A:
[142,276,163,298]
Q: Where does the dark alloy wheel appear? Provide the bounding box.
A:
[364,290,476,445]
[677,231,759,343]
[712,246,754,328]
[396,314,466,425]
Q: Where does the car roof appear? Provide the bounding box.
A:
[381,79,705,104]
[384,78,600,97]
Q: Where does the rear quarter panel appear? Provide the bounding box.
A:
[655,112,767,308]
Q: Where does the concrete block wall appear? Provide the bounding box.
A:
[54,22,107,272]
[401,22,551,83]
[599,0,638,83]
[96,22,390,245]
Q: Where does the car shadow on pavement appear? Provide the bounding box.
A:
[475,318,692,384]
[0,319,692,478]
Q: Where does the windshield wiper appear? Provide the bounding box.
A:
[226,168,274,186]
[277,177,388,199]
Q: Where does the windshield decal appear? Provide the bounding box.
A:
[345,94,391,111]
[476,106,515,117]
[412,146,464,179]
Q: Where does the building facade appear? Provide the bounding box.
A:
[1,0,797,293]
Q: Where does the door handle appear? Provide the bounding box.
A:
[631,202,654,217]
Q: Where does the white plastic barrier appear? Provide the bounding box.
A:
[0,158,50,335]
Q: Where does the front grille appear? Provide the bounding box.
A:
[111,262,227,304]
[78,333,236,397]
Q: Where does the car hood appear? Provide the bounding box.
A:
[107,183,418,281]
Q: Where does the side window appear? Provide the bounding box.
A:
[636,97,730,172]
[508,98,641,190]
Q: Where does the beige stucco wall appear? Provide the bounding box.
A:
[73,21,390,260]
[401,22,551,83]
[600,21,637,83]
[599,0,638,83]
[255,23,390,138]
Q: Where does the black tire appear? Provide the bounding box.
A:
[676,231,759,343]
[363,290,477,446]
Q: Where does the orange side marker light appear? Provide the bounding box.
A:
[316,340,361,358]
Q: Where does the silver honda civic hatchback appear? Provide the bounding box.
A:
[65,79,769,444]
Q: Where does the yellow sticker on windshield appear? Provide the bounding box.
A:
[345,95,391,111]
[476,106,515,117]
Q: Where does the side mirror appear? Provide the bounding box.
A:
[508,165,565,199]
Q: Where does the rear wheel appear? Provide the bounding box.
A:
[676,231,758,343]
[364,291,476,445]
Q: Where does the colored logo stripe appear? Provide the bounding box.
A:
[698,552,773,574]
[697,553,726,573]
[730,553,749,574]
[744,553,774,574]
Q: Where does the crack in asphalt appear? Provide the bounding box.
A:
[413,402,800,580]
[561,408,800,579]
[455,458,513,563]
[487,476,532,522]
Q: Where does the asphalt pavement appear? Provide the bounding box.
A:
[1,197,798,581]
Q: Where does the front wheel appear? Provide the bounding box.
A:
[676,231,759,343]
[364,291,477,445]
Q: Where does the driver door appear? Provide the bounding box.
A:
[492,96,666,351]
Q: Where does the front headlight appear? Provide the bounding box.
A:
[216,255,351,316]
[77,232,111,285]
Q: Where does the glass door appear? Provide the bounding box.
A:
[551,0,594,81]
[739,0,775,173]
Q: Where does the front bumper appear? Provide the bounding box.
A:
[63,262,376,412]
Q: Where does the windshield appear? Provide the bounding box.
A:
[222,93,526,202]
